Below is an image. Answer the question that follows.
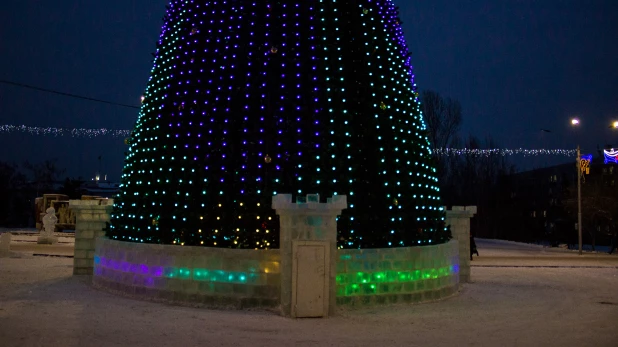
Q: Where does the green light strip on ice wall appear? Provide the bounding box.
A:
[336,266,456,296]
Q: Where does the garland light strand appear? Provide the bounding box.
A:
[0,124,578,156]
[0,124,130,138]
[433,148,577,157]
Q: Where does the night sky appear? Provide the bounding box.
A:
[1,0,617,182]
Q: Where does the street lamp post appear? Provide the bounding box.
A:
[570,118,617,255]
[571,118,583,255]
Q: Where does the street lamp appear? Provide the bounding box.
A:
[569,118,617,254]
[571,118,583,255]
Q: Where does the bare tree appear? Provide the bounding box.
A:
[443,135,516,237]
[421,90,462,156]
[23,159,65,196]
[421,90,463,193]
[420,90,518,239]
[0,161,28,226]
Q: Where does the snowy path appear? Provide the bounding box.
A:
[472,238,618,268]
[1,240,617,346]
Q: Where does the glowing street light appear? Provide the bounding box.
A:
[569,118,583,255]
[568,117,618,254]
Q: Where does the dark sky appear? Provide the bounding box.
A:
[1,0,617,181]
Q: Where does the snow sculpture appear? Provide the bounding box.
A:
[37,207,59,245]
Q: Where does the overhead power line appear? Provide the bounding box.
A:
[0,79,140,109]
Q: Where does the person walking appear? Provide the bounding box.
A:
[470,233,479,260]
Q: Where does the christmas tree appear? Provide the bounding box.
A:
[109,0,447,249]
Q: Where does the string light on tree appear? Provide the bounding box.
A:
[102,0,452,249]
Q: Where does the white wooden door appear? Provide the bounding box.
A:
[293,242,327,317]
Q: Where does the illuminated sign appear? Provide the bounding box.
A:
[580,154,592,175]
[604,149,618,164]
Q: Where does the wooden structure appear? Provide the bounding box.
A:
[35,194,104,232]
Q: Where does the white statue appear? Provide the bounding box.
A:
[38,207,59,245]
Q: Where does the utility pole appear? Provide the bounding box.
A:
[577,146,582,255]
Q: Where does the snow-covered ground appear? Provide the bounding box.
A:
[0,239,617,347]
[0,230,74,257]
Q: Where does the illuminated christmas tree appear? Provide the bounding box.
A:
[109,0,447,249]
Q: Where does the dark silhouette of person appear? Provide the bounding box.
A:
[470,233,479,260]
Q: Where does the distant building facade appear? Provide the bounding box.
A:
[486,154,617,248]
